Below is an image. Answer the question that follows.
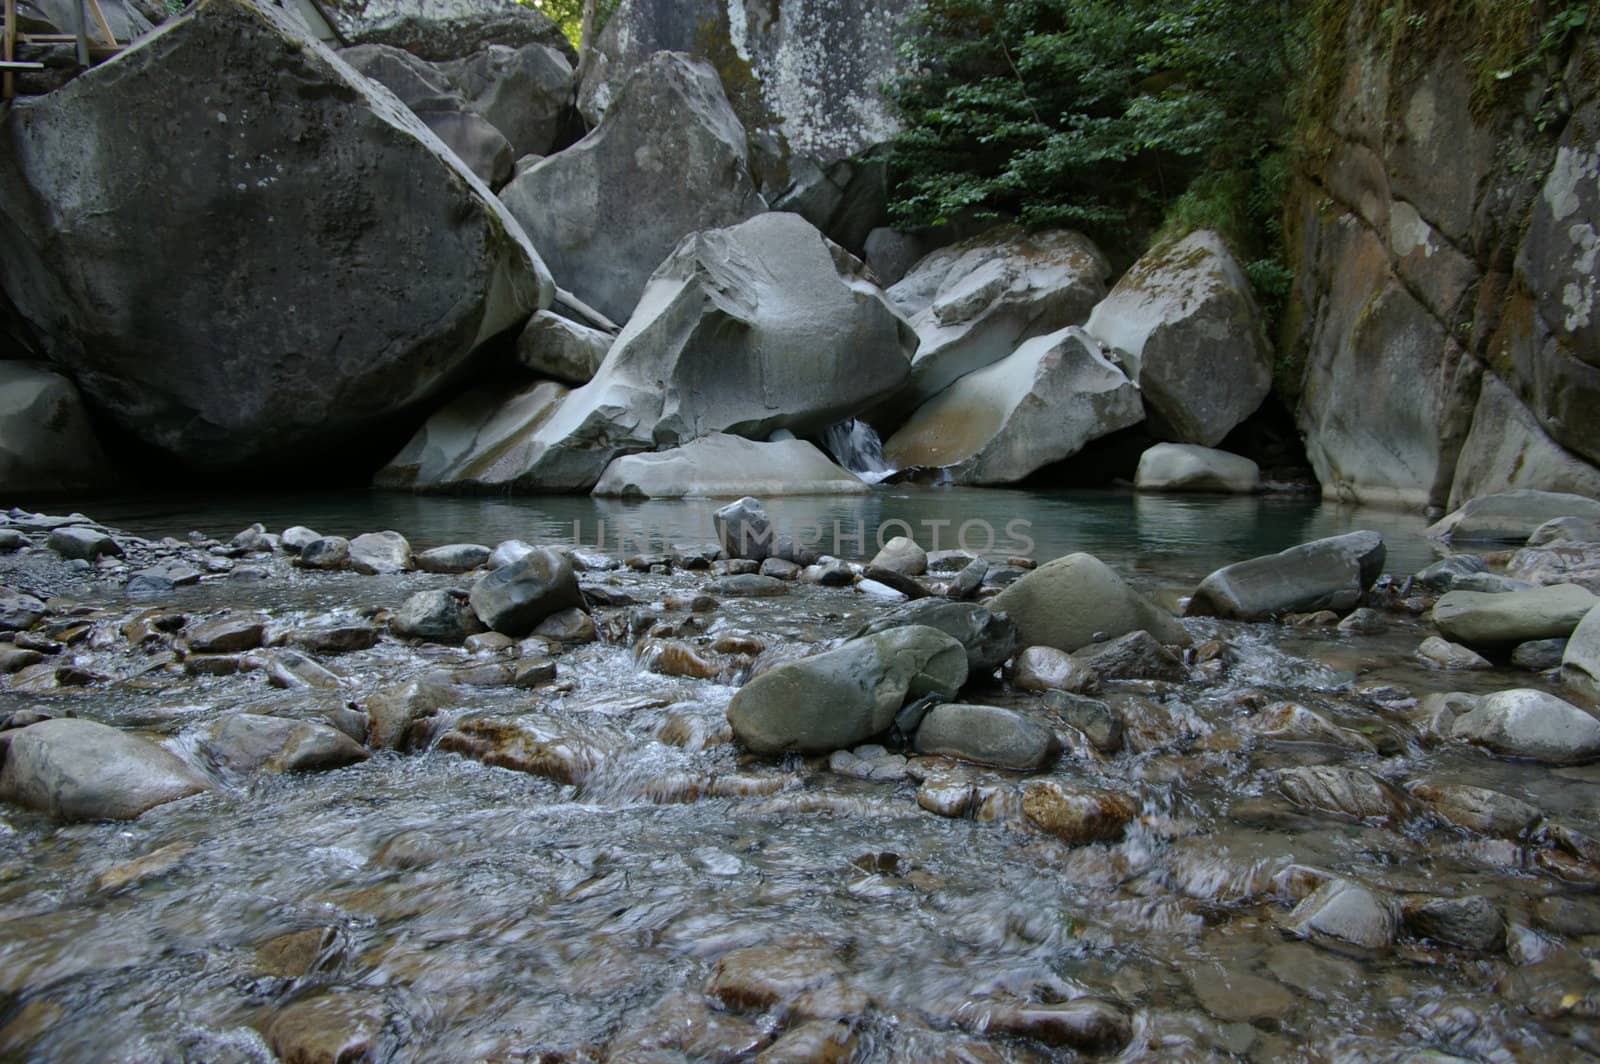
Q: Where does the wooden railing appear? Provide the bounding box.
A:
[3,0,123,100]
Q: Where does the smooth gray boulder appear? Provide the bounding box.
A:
[0,0,550,473]
[989,553,1188,653]
[1085,230,1272,446]
[516,311,613,386]
[500,51,765,325]
[413,109,514,188]
[883,326,1142,485]
[1135,443,1260,494]
[0,588,46,631]
[593,434,867,498]
[319,0,573,61]
[1186,531,1387,620]
[1447,688,1600,764]
[1072,630,1187,683]
[349,531,414,575]
[868,536,927,576]
[0,362,110,493]
[1283,879,1397,954]
[1529,516,1600,547]
[1427,491,1600,545]
[855,599,1018,675]
[468,546,584,635]
[296,537,351,571]
[884,227,1113,413]
[200,714,369,775]
[913,704,1061,771]
[1006,646,1098,694]
[1416,636,1492,671]
[1565,604,1600,700]
[727,626,967,754]
[414,543,491,573]
[714,497,774,562]
[0,719,209,821]
[46,525,121,561]
[1432,584,1598,648]
[373,380,570,492]
[392,588,481,643]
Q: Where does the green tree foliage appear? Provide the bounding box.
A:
[515,0,621,49]
[887,0,1309,315]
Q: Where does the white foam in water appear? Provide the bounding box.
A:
[820,417,895,484]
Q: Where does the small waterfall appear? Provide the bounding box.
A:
[820,418,895,484]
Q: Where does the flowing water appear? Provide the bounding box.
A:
[1,487,1596,1062]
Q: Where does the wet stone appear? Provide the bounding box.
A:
[264,991,389,1064]
[1275,765,1412,823]
[912,703,1061,771]
[255,927,341,979]
[1072,629,1187,682]
[46,526,122,561]
[1416,636,1492,670]
[1021,781,1138,845]
[414,543,490,573]
[1188,968,1297,1023]
[1401,895,1506,952]
[1041,690,1124,752]
[977,999,1132,1054]
[1005,645,1099,694]
[185,614,266,654]
[296,622,381,655]
[1407,780,1542,839]
[532,606,596,643]
[1512,637,1568,671]
[295,536,351,571]
[1282,878,1397,955]
[711,574,790,597]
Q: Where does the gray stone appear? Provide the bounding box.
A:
[296,537,351,571]
[487,539,536,570]
[989,552,1188,653]
[1276,765,1411,823]
[1407,780,1541,839]
[1072,630,1187,683]
[1005,646,1099,694]
[201,713,369,774]
[1242,702,1375,751]
[516,310,613,386]
[1450,572,1536,594]
[281,526,321,553]
[1447,374,1600,507]
[371,380,570,492]
[0,0,549,472]
[531,607,595,643]
[709,574,788,597]
[1085,230,1271,445]
[294,621,380,655]
[1135,443,1260,494]
[0,362,110,492]
[913,704,1061,771]
[1427,491,1600,545]
[945,557,988,600]
[468,547,584,636]
[416,108,513,188]
[1040,691,1123,752]
[392,589,480,644]
[1565,603,1600,700]
[868,536,927,576]
[1401,895,1505,952]
[1413,554,1488,591]
[885,227,1112,412]
[715,496,774,562]
[855,599,1017,676]
[1187,531,1387,621]
[800,558,854,586]
[1416,636,1492,670]
[883,326,1141,485]
[437,41,574,157]
[1512,637,1568,671]
[415,543,491,574]
[264,649,343,691]
[0,718,209,821]
[1450,688,1600,764]
[1529,516,1600,547]
[320,0,571,61]
[594,434,867,498]
[1432,584,1597,647]
[501,51,764,324]
[726,626,967,754]
[348,531,414,575]
[185,615,265,654]
[1283,878,1397,954]
[0,588,46,631]
[46,526,120,561]
[363,677,457,751]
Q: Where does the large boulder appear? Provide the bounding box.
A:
[1447,375,1600,506]
[0,362,110,492]
[1563,604,1600,701]
[1445,688,1600,765]
[499,51,765,325]
[988,553,1188,653]
[319,0,573,61]
[882,228,1112,416]
[1135,443,1260,494]
[882,326,1142,485]
[516,311,612,386]
[1426,490,1600,545]
[593,433,866,498]
[1085,230,1271,446]
[1432,584,1598,649]
[0,718,209,821]
[468,546,584,635]
[408,212,914,492]
[373,380,570,491]
[1186,531,1387,620]
[0,0,551,473]
[726,626,967,754]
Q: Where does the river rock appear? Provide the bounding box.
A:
[714,497,774,562]
[1565,604,1600,700]
[0,588,45,632]
[0,362,110,493]
[1276,765,1411,823]
[469,547,584,636]
[1283,878,1397,954]
[855,600,1017,675]
[45,525,121,561]
[988,553,1187,653]
[532,607,595,643]
[726,626,967,754]
[0,718,208,821]
[1072,631,1187,683]
[1135,443,1260,494]
[185,615,265,654]
[201,713,369,775]
[1428,491,1600,545]
[1416,636,1492,670]
[500,51,764,324]
[710,574,789,598]
[869,536,927,576]
[296,537,351,571]
[1021,781,1138,845]
[372,380,571,491]
[1413,554,1489,591]
[264,649,343,691]
[594,434,867,498]
[1448,688,1600,764]
[1407,780,1542,839]
[1040,691,1124,753]
[1242,702,1375,752]
[1186,531,1387,620]
[1529,516,1600,547]
[280,527,321,554]
[1085,229,1271,445]
[1432,584,1598,648]
[415,543,491,573]
[979,1000,1131,1054]
[264,990,390,1064]
[320,0,571,60]
[1005,646,1097,695]
[348,531,414,575]
[392,589,480,644]
[884,227,1112,412]
[296,621,380,654]
[363,677,458,751]
[912,703,1061,771]
[0,0,549,473]
[882,326,1142,485]
[1401,895,1506,952]
[516,310,613,386]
